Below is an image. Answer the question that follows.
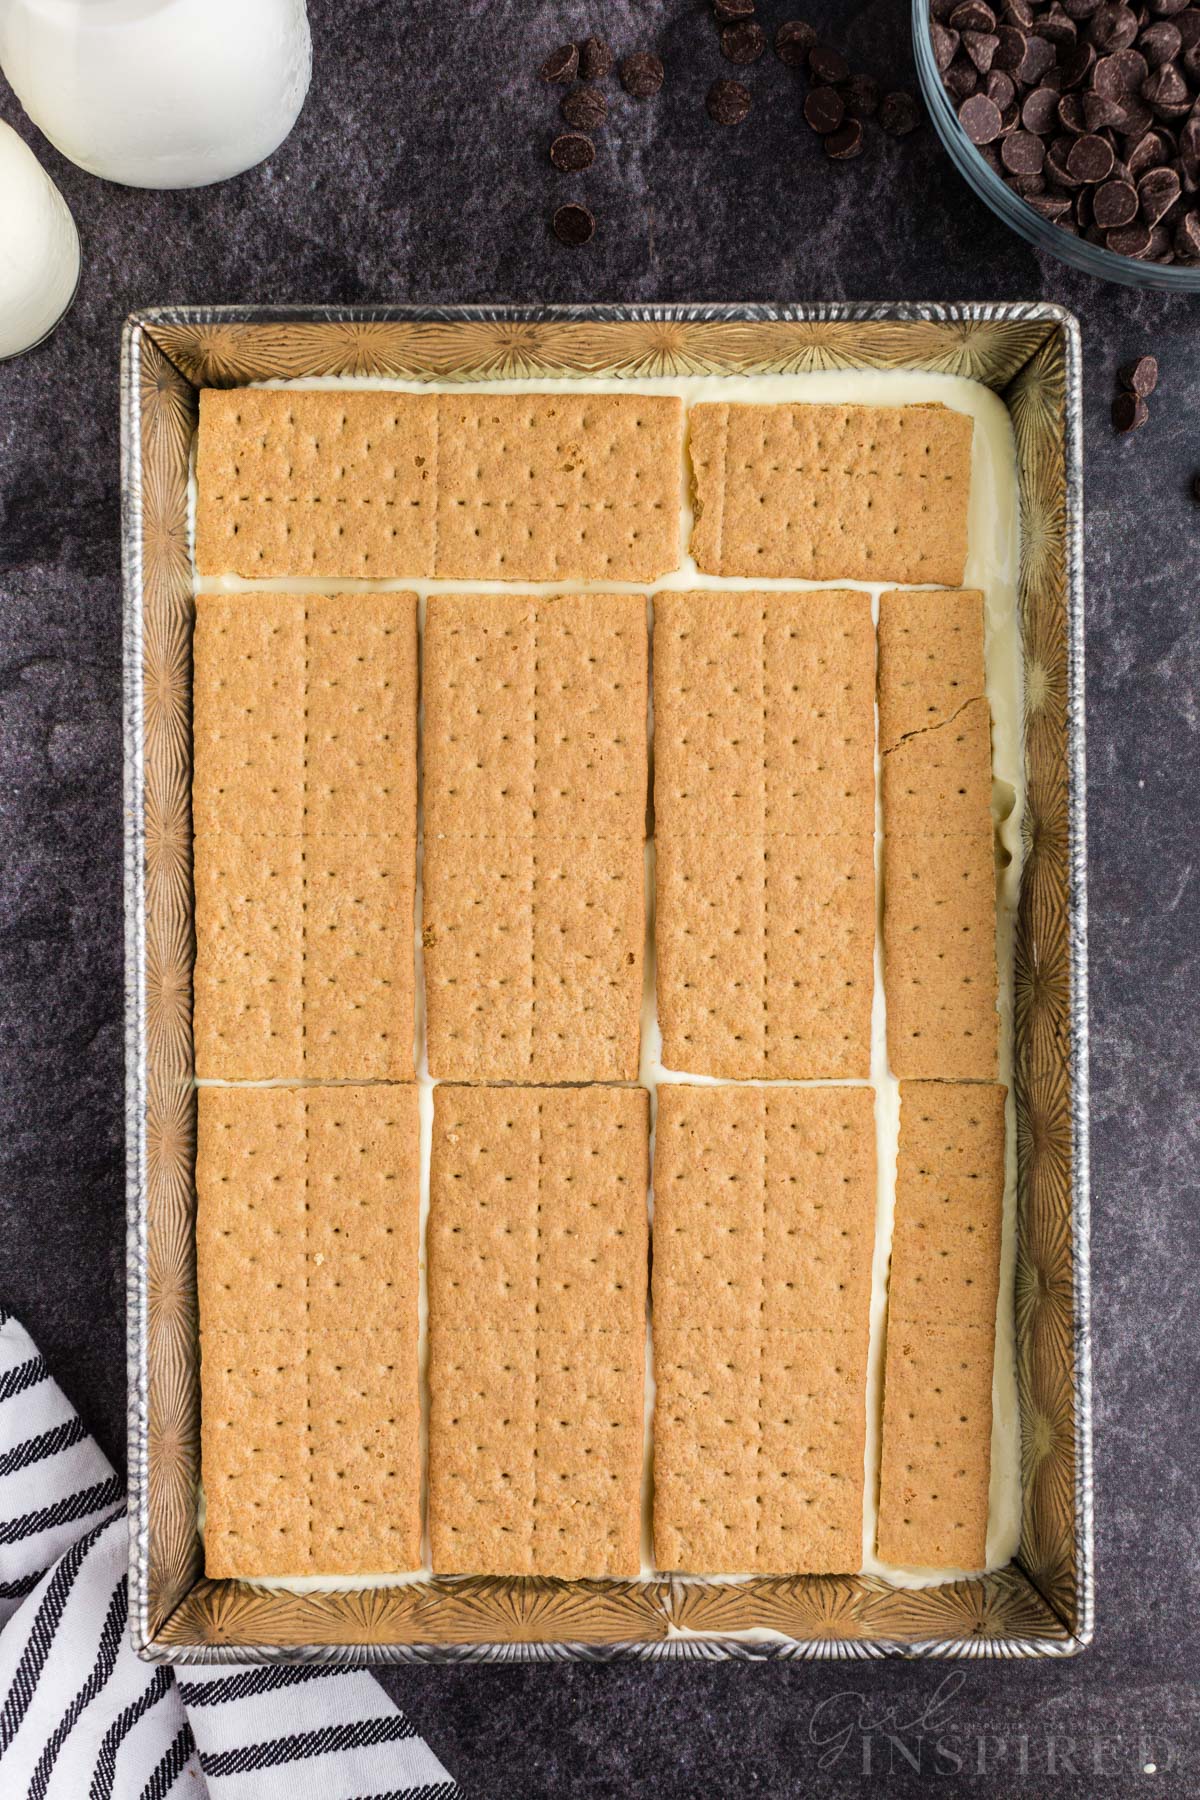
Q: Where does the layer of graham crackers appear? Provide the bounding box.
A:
[197,1084,421,1577]
[422,591,647,1082]
[191,591,417,1081]
[427,1085,648,1576]
[652,1084,875,1574]
[877,1081,1006,1570]
[654,589,875,1079]
[879,588,999,1081]
[688,402,973,584]
[195,388,683,582]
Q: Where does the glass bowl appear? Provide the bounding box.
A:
[912,0,1200,292]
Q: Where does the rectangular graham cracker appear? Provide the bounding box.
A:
[197,1084,422,1577]
[427,1085,648,1576]
[652,1084,875,1574]
[879,588,998,1080]
[653,590,874,1079]
[876,1081,1007,1570]
[422,592,647,1082]
[195,387,683,582]
[688,402,973,584]
[191,591,418,1080]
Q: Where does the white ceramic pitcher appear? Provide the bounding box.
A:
[0,120,80,359]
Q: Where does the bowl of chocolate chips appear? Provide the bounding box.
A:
[914,0,1200,286]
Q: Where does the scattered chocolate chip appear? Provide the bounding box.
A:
[1139,163,1182,219]
[1143,59,1192,115]
[1140,21,1182,66]
[1038,2,1079,45]
[1026,191,1076,217]
[550,132,595,173]
[808,43,850,84]
[1119,353,1159,394]
[541,43,579,83]
[933,19,962,66]
[1005,0,1035,25]
[1002,126,1048,169]
[561,84,608,129]
[706,77,752,123]
[1018,33,1057,81]
[959,90,1005,139]
[952,0,997,27]
[1066,129,1116,178]
[804,84,846,133]
[1176,208,1200,257]
[578,35,613,80]
[993,23,1028,69]
[721,19,767,62]
[1093,175,1139,222]
[714,0,756,18]
[552,201,595,246]
[880,88,923,134]
[1107,219,1154,254]
[1062,40,1097,85]
[620,52,664,96]
[946,57,982,99]
[964,28,1001,70]
[1127,127,1169,175]
[1089,4,1138,53]
[987,67,1017,105]
[1112,389,1149,430]
[825,116,866,158]
[1022,85,1062,132]
[1083,90,1127,129]
[842,72,881,117]
[775,18,818,64]
[1057,91,1088,131]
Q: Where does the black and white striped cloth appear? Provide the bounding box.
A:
[0,1310,461,1800]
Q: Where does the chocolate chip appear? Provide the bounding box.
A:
[1112,389,1149,429]
[775,18,818,65]
[804,84,846,133]
[993,23,1028,69]
[1109,219,1156,252]
[1177,209,1200,256]
[825,117,866,158]
[1027,191,1077,216]
[1058,91,1089,131]
[1004,0,1035,25]
[561,84,608,129]
[809,43,851,83]
[964,28,1001,69]
[1179,11,1200,51]
[1018,32,1057,80]
[951,0,997,27]
[1061,0,1102,16]
[721,20,767,63]
[1063,39,1098,84]
[1088,3,1139,51]
[1067,129,1116,177]
[1038,3,1080,45]
[1138,162,1182,218]
[880,89,923,135]
[1083,89,1128,128]
[1002,126,1048,168]
[541,43,579,83]
[1142,59,1192,114]
[1180,115,1200,182]
[578,36,614,80]
[842,72,882,117]
[1139,21,1182,66]
[1093,174,1139,220]
[1093,46,1146,93]
[959,90,1005,139]
[946,56,982,99]
[706,78,752,123]
[620,52,664,96]
[552,201,595,246]
[1119,352,1159,394]
[550,132,595,172]
[714,0,756,18]
[1127,126,1170,174]
[987,68,1017,105]
[1022,85,1063,132]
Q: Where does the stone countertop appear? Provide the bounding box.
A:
[1,1,1197,1794]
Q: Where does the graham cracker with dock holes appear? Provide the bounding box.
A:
[422,591,647,1083]
[195,387,682,582]
[877,1081,1006,1571]
[688,402,973,585]
[654,590,874,1079]
[196,1084,421,1577]
[652,1084,875,1574]
[427,1084,648,1576]
[879,588,998,1080]
[191,591,417,1081]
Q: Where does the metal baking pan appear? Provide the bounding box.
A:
[122,302,1092,1661]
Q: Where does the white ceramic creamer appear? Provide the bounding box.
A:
[0,120,80,359]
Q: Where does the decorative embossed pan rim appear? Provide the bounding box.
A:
[121,302,1092,1662]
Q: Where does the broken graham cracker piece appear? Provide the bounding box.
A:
[195,387,682,581]
[876,1079,1006,1571]
[197,1085,421,1577]
[877,588,986,754]
[688,401,973,584]
[427,1085,648,1576]
[422,592,647,1082]
[883,695,993,840]
[653,590,874,1079]
[652,1084,874,1574]
[191,591,418,1081]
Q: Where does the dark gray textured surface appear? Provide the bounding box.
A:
[0,1,1197,1794]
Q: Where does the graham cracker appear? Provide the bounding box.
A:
[197,1085,421,1577]
[653,590,874,1080]
[192,592,417,1080]
[882,696,994,840]
[423,592,647,1083]
[428,1085,648,1576]
[688,402,973,584]
[875,1081,1005,1570]
[877,588,986,753]
[651,1084,874,1574]
[196,388,682,581]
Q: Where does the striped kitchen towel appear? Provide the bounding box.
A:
[0,1310,461,1800]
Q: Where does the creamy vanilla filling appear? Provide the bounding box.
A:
[189,368,1023,1596]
